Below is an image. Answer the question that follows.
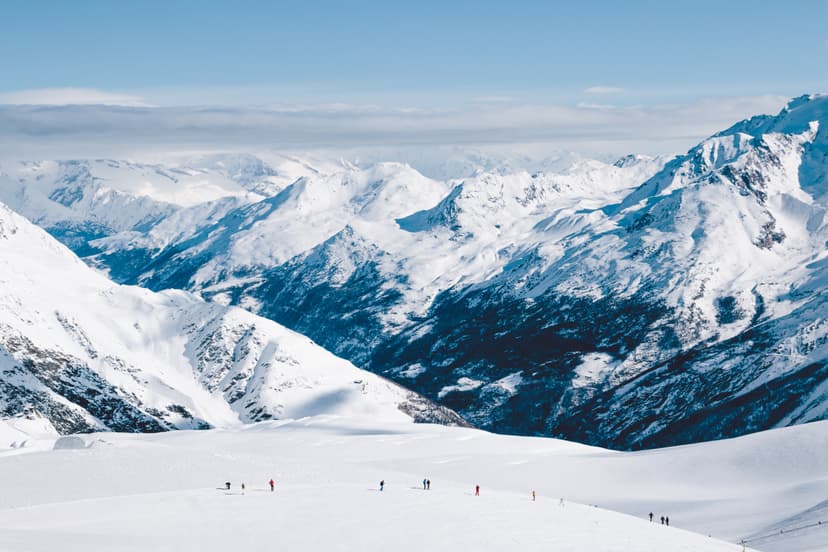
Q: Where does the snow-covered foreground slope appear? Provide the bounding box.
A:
[1,418,825,552]
[0,202,462,432]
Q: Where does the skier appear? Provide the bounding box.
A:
[225,481,231,490]
[660,516,665,525]
[475,485,480,496]
[532,490,536,501]
[423,478,427,490]
[666,516,670,527]
[269,479,275,492]
[649,512,653,522]
[241,482,245,495]
[559,498,565,507]
[426,479,431,490]
[380,480,385,491]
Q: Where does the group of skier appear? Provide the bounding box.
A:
[380,480,481,496]
[376,481,674,529]
[223,478,672,528]
[222,479,276,493]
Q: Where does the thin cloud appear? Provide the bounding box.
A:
[0,87,150,107]
[584,86,625,95]
[0,95,789,162]
[473,96,515,104]
[577,102,617,110]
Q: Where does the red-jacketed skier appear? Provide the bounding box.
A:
[269,479,275,492]
[475,485,480,496]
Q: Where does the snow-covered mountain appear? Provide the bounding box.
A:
[0,154,335,252]
[0,202,463,434]
[4,95,828,449]
[85,155,664,326]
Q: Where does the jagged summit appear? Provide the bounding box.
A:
[613,153,656,168]
[715,93,828,137]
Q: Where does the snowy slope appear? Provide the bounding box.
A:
[0,412,58,454]
[1,417,825,552]
[0,202,463,434]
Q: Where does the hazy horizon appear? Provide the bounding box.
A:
[1,1,826,162]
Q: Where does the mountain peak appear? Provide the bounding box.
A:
[714,92,828,140]
[613,153,655,168]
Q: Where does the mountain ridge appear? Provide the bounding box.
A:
[0,202,465,434]
[1,96,826,448]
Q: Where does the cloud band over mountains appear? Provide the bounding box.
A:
[0,92,788,160]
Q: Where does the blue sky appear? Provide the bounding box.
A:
[0,1,825,159]
[2,0,826,104]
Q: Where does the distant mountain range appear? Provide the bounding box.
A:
[1,95,826,449]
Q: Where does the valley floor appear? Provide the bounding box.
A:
[0,417,825,552]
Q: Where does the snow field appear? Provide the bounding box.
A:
[2,417,825,551]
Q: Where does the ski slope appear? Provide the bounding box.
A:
[1,417,825,552]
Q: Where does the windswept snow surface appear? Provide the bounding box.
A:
[4,417,825,552]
